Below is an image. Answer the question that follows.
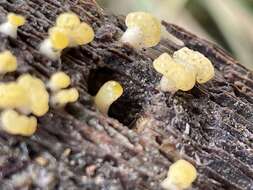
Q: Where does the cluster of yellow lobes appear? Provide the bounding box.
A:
[0,70,78,136]
[49,72,79,107]
[0,74,48,136]
[161,159,197,190]
[40,12,95,60]
[153,47,214,92]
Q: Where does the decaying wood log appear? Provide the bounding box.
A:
[0,0,252,189]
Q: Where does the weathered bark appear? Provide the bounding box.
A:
[0,0,252,189]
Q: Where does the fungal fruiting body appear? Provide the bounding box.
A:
[17,74,49,116]
[48,71,71,91]
[51,88,79,106]
[0,82,29,109]
[49,71,79,106]
[153,53,196,92]
[121,12,161,48]
[40,12,94,60]
[94,81,123,114]
[153,47,214,92]
[173,47,214,84]
[161,159,197,190]
[0,13,25,38]
[0,51,17,74]
[1,109,37,136]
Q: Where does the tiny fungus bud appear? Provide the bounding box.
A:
[153,53,196,92]
[94,81,123,114]
[0,82,29,109]
[56,12,80,29]
[17,74,49,116]
[0,13,25,38]
[51,88,79,106]
[48,71,71,91]
[121,12,161,48]
[1,109,37,136]
[173,47,214,84]
[161,159,197,190]
[0,51,17,74]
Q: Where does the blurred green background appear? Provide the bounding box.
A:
[97,0,253,70]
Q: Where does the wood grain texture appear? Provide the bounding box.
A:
[0,0,252,189]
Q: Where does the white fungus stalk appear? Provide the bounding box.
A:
[39,39,61,60]
[121,12,161,48]
[160,76,178,93]
[121,26,144,48]
[0,13,26,38]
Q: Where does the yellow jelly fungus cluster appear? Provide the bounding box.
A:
[173,47,214,84]
[0,74,49,136]
[0,51,17,74]
[17,74,49,116]
[121,12,161,48]
[0,82,29,109]
[161,159,197,190]
[49,71,79,106]
[153,47,214,92]
[94,81,123,114]
[40,12,94,60]
[0,13,26,38]
[1,109,37,136]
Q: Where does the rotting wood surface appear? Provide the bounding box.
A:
[0,0,252,189]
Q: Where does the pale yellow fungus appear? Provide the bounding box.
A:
[56,12,80,29]
[121,12,161,48]
[153,53,196,92]
[94,81,123,114]
[0,13,25,38]
[40,12,94,59]
[173,47,214,84]
[48,71,71,91]
[72,22,95,46]
[0,82,29,109]
[0,51,17,74]
[51,88,79,106]
[7,13,26,27]
[1,109,37,136]
[49,27,69,50]
[161,159,197,190]
[17,74,49,116]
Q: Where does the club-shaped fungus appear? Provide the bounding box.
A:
[173,47,214,84]
[56,12,81,29]
[0,13,25,38]
[153,53,196,92]
[17,74,49,116]
[0,51,17,74]
[121,12,161,48]
[48,71,71,91]
[94,81,123,114]
[161,159,197,190]
[0,82,29,109]
[51,88,79,107]
[1,109,37,136]
[40,12,94,60]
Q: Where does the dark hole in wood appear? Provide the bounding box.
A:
[87,67,143,126]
